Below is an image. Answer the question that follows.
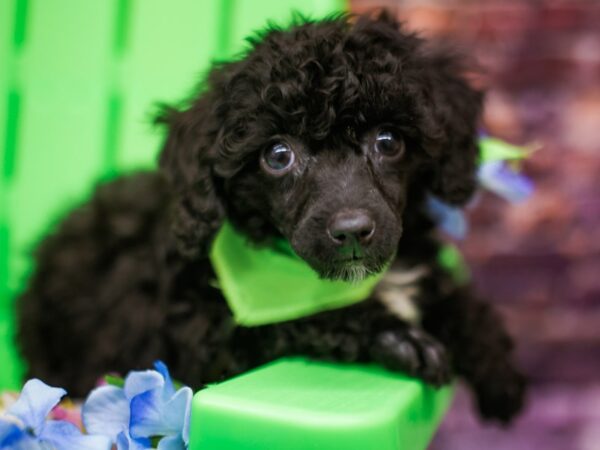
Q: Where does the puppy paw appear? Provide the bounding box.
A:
[371,327,452,387]
[475,368,527,424]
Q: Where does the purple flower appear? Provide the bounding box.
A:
[0,379,111,450]
[478,161,534,203]
[82,361,192,450]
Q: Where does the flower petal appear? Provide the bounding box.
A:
[124,371,164,400]
[180,387,192,446]
[128,389,163,439]
[426,195,468,240]
[478,161,534,203]
[13,438,45,450]
[129,386,191,441]
[115,431,151,450]
[40,420,112,450]
[1,418,26,446]
[153,361,175,398]
[0,426,42,450]
[165,387,192,445]
[0,419,45,450]
[157,434,185,450]
[82,386,129,441]
[7,379,66,435]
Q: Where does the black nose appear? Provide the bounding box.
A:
[327,210,375,247]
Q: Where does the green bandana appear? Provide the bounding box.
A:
[210,222,386,326]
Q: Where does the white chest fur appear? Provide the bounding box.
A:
[376,265,428,324]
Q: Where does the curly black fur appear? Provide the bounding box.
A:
[16,12,525,423]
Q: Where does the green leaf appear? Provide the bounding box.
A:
[438,244,470,284]
[479,137,529,163]
[104,375,125,388]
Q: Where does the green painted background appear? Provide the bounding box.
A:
[0,0,345,390]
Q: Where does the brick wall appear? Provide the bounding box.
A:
[349,1,600,448]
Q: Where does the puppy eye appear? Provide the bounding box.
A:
[374,130,405,158]
[261,142,296,175]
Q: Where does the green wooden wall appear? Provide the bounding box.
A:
[0,0,345,390]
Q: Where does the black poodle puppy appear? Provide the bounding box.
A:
[17,12,525,423]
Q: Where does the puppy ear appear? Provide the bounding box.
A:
[353,12,483,205]
[420,50,483,205]
[157,96,225,259]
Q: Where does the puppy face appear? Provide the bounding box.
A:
[225,126,413,281]
[158,13,482,280]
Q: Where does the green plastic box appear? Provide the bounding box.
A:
[190,358,453,450]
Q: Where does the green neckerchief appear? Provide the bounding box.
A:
[210,222,386,326]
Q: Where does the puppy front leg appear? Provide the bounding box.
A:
[249,300,452,387]
[419,283,527,423]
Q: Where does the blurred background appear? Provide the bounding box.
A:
[1,0,599,449]
[350,1,600,449]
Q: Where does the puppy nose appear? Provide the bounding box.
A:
[328,210,375,246]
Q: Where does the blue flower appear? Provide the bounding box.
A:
[426,160,534,241]
[0,379,112,450]
[478,160,534,203]
[425,194,468,240]
[82,361,193,450]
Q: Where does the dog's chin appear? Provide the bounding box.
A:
[291,235,399,283]
[314,258,389,283]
